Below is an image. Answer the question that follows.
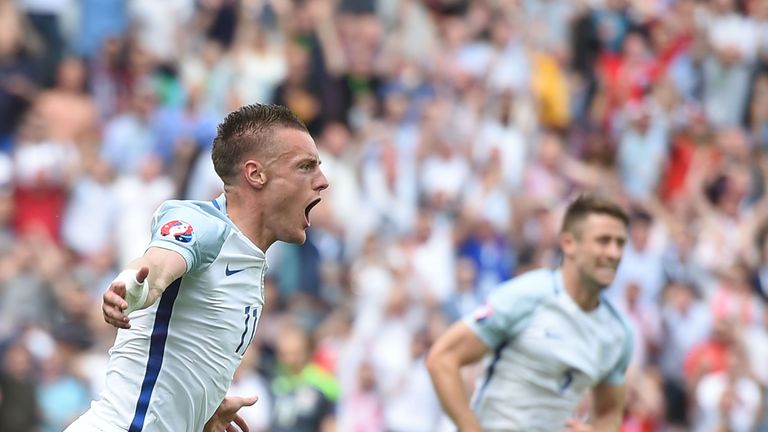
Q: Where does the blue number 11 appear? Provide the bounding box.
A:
[236,306,259,355]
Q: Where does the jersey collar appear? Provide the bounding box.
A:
[212,193,267,259]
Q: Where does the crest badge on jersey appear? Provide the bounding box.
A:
[473,304,493,322]
[160,220,194,243]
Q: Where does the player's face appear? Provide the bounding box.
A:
[262,128,329,244]
[565,214,627,289]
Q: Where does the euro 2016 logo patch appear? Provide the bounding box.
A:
[160,220,194,243]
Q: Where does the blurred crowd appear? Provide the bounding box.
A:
[1,0,768,431]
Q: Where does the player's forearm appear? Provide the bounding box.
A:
[120,260,167,309]
[426,356,482,432]
[124,249,186,309]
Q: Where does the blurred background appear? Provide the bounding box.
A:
[1,0,768,431]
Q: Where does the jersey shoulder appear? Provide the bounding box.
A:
[149,199,232,271]
[598,295,635,384]
[490,268,559,312]
[600,295,634,343]
[467,268,558,348]
[155,199,229,223]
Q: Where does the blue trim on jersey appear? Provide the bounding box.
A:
[600,294,634,381]
[211,199,221,211]
[235,306,252,354]
[475,340,509,404]
[551,270,561,294]
[245,307,258,349]
[128,278,182,432]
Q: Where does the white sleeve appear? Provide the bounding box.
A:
[147,201,227,272]
[464,271,552,349]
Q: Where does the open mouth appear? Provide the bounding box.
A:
[304,198,322,227]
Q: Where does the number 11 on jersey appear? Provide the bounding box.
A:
[236,305,260,355]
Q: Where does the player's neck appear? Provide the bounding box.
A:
[561,264,601,311]
[224,189,274,252]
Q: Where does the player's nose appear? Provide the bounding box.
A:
[314,169,329,192]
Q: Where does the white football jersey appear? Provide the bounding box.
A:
[70,194,267,431]
[466,269,633,432]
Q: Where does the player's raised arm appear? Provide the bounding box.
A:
[102,247,187,329]
[426,321,488,432]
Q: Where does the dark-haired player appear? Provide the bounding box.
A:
[66,104,329,432]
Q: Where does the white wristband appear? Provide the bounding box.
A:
[114,269,149,315]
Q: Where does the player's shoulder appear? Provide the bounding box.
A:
[599,295,634,342]
[598,295,635,382]
[494,268,559,300]
[467,269,557,345]
[153,199,231,241]
[487,268,558,314]
[155,199,228,224]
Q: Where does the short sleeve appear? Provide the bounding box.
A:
[147,201,228,272]
[602,319,634,385]
[464,270,553,350]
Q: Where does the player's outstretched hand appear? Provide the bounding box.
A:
[102,267,149,329]
[204,395,259,432]
[564,419,594,432]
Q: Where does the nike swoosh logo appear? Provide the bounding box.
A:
[225,264,245,276]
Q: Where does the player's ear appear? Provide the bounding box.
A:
[243,160,267,189]
[560,231,576,257]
